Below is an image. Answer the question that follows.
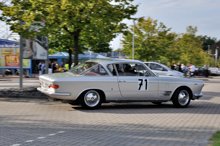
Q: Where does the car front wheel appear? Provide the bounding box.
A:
[80,90,102,109]
[172,88,191,108]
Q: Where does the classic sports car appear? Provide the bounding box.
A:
[37,59,204,109]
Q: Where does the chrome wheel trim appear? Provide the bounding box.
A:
[84,90,100,107]
[178,90,189,106]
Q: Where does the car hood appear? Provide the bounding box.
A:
[39,72,76,81]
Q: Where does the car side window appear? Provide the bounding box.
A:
[115,63,124,76]
[122,63,137,76]
[114,63,151,76]
[82,64,108,76]
[150,63,155,70]
[162,67,168,71]
[107,64,117,76]
[132,63,151,76]
[151,63,164,71]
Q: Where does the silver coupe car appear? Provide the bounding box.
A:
[144,62,184,78]
[37,59,204,109]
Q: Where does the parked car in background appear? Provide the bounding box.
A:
[144,62,184,78]
[209,67,220,75]
[38,59,204,109]
[195,67,210,76]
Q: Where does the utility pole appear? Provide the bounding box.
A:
[19,21,23,89]
[208,45,210,53]
[132,17,144,60]
[132,20,135,60]
[215,47,219,67]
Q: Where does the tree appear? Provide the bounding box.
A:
[122,17,175,61]
[0,0,138,66]
[200,35,217,51]
[177,26,205,66]
[164,33,182,65]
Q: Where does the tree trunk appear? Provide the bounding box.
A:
[74,30,81,66]
[68,48,72,70]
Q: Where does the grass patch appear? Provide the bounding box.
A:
[209,131,220,146]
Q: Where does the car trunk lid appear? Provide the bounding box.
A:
[39,72,76,81]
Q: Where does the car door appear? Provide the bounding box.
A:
[115,63,159,100]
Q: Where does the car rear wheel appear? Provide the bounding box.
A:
[80,90,102,109]
[172,88,191,108]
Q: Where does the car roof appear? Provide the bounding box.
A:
[144,62,160,64]
[86,58,142,64]
[144,62,172,71]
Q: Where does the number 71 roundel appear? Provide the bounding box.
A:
[138,79,148,90]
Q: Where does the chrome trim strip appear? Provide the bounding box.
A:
[49,93,71,96]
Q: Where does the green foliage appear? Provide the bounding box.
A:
[0,0,138,65]
[122,17,175,61]
[177,26,205,66]
[200,35,217,51]
[122,20,213,67]
[165,26,216,67]
[209,131,220,146]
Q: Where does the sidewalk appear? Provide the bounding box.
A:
[0,73,39,80]
[0,74,48,98]
[0,74,39,88]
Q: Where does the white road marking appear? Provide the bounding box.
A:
[12,131,66,145]
[25,140,34,143]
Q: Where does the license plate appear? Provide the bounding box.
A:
[41,81,48,88]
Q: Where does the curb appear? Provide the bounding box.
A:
[0,86,49,99]
[0,79,11,81]
[0,96,49,99]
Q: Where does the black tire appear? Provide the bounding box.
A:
[172,88,191,108]
[151,102,162,105]
[80,90,102,109]
[68,100,80,105]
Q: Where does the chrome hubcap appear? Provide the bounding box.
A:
[84,90,100,107]
[178,90,189,106]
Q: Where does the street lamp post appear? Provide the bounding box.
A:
[132,17,144,60]
[215,47,219,67]
[132,20,135,60]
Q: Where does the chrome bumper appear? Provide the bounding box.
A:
[193,93,203,100]
[37,87,71,96]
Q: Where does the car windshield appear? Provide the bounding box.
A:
[68,62,98,75]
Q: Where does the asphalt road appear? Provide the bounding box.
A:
[0,76,219,146]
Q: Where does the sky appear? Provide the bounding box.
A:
[111,0,220,50]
